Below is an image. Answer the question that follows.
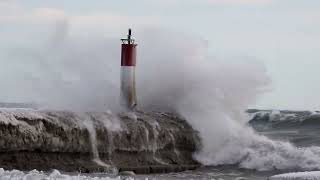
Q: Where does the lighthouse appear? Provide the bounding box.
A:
[120,29,137,110]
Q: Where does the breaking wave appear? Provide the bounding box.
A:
[271,171,320,180]
[249,110,320,126]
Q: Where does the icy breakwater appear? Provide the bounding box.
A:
[0,109,200,173]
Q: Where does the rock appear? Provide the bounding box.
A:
[0,109,200,173]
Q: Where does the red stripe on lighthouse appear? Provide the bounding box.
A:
[121,44,137,66]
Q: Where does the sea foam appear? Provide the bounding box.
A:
[0,168,122,180]
[271,171,320,180]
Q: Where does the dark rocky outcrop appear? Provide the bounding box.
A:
[0,110,200,173]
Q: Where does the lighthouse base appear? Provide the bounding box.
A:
[120,66,137,109]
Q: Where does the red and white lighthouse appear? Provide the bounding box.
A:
[120,29,137,110]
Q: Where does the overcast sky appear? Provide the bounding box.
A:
[0,0,319,110]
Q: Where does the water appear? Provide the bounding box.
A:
[249,110,320,147]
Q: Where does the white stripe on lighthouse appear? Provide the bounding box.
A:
[120,66,137,109]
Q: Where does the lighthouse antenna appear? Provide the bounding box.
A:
[128,28,131,44]
[128,29,131,37]
[128,29,132,44]
[121,28,135,44]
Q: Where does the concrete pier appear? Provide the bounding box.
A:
[0,110,200,173]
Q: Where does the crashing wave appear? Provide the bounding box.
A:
[195,126,320,171]
[270,171,320,180]
[248,110,320,126]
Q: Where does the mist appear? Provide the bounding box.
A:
[0,19,120,111]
